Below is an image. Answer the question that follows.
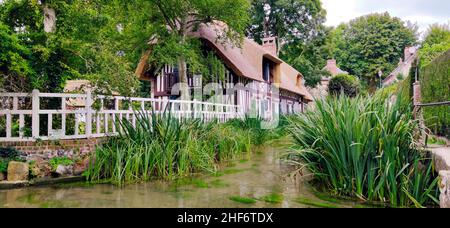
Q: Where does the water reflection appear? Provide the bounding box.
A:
[0,145,364,208]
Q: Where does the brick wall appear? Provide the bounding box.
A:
[0,138,108,157]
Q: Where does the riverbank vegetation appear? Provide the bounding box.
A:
[287,95,440,208]
[86,112,273,185]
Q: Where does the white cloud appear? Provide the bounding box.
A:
[322,0,360,27]
[321,0,450,34]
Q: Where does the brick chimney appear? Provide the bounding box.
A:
[325,59,338,76]
[327,59,337,68]
[262,37,277,56]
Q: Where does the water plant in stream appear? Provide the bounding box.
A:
[261,193,284,204]
[229,196,257,204]
[85,109,254,185]
[287,95,440,208]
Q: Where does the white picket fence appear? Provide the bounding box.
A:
[0,90,245,142]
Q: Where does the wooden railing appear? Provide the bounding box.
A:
[0,90,245,142]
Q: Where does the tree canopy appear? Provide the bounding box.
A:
[331,13,418,91]
[0,0,141,95]
[0,0,250,96]
[247,0,328,87]
[419,23,450,67]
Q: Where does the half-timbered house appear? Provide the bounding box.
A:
[137,23,313,117]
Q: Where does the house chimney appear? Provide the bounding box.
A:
[262,37,277,56]
[327,59,337,68]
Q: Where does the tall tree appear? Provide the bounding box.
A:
[247,0,328,87]
[131,0,250,99]
[247,0,326,46]
[419,23,450,67]
[0,0,141,95]
[331,13,418,91]
[280,26,332,87]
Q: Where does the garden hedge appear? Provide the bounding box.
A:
[420,49,450,138]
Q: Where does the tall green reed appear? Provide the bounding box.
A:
[288,95,440,208]
[86,109,253,185]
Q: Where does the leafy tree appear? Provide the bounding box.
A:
[0,22,33,92]
[247,0,328,87]
[328,73,360,97]
[419,23,450,67]
[247,0,326,46]
[128,0,250,98]
[332,13,418,91]
[0,0,141,95]
[280,26,332,87]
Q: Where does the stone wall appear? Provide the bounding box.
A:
[440,171,450,208]
[0,138,107,158]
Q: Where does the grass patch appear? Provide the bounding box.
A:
[229,196,257,204]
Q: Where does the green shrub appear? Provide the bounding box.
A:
[0,147,25,174]
[0,159,8,173]
[397,66,414,111]
[420,49,450,138]
[288,95,439,208]
[226,116,270,145]
[49,157,74,171]
[0,147,22,160]
[328,74,361,97]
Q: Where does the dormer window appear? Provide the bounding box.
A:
[263,61,270,82]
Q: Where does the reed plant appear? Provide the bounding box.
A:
[86,110,253,185]
[288,95,440,208]
[227,116,272,145]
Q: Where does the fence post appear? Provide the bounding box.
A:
[85,89,93,138]
[32,89,40,139]
[193,99,197,119]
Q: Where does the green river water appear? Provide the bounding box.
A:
[0,142,371,208]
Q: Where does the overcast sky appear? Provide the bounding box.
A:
[322,0,450,35]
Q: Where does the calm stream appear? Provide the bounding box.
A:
[0,142,368,208]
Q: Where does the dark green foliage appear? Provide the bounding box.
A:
[332,13,418,90]
[0,159,8,173]
[0,22,33,91]
[288,95,439,208]
[328,74,360,97]
[396,60,416,112]
[0,147,24,173]
[419,24,450,67]
[247,0,329,88]
[226,116,270,145]
[86,110,253,185]
[0,147,22,159]
[420,50,450,138]
[247,0,326,44]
